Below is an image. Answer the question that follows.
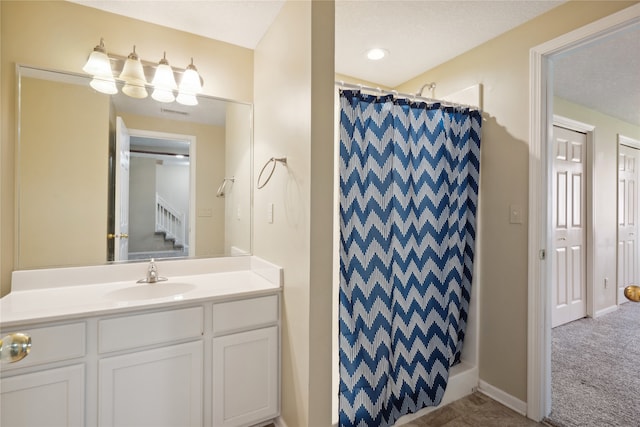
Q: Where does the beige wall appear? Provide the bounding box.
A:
[554,97,640,313]
[254,1,334,425]
[1,0,253,294]
[224,103,252,255]
[396,0,638,402]
[19,77,109,269]
[119,113,226,257]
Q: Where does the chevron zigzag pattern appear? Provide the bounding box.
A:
[338,90,482,427]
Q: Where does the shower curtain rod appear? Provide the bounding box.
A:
[334,80,479,111]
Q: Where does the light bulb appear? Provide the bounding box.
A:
[366,48,388,61]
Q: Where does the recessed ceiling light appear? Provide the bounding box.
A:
[366,48,388,61]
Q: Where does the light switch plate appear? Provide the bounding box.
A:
[509,204,523,224]
[267,203,274,224]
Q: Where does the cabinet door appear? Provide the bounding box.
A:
[1,364,84,427]
[212,326,278,427]
[99,341,203,427]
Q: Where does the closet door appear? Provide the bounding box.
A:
[618,141,640,303]
[551,124,587,327]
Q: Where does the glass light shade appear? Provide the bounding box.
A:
[122,83,148,99]
[119,47,147,87]
[152,60,177,90]
[89,76,117,95]
[151,55,177,103]
[152,87,175,103]
[178,59,203,95]
[176,92,198,106]
[83,50,113,77]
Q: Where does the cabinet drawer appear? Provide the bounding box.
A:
[1,323,86,370]
[213,295,278,335]
[99,306,204,353]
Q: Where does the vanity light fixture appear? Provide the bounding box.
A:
[151,52,178,103]
[119,45,148,99]
[82,38,117,95]
[83,40,204,104]
[176,58,203,106]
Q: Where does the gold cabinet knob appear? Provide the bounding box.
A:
[0,333,32,363]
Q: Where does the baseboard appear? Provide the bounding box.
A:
[478,380,527,416]
[273,417,288,427]
[395,362,478,425]
[595,304,618,318]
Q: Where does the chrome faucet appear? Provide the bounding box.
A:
[137,258,167,284]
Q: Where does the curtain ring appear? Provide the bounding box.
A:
[257,157,287,189]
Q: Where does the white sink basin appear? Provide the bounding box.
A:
[106,282,196,301]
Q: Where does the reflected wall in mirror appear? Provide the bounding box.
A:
[17,65,252,270]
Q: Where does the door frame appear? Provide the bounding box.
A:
[128,128,197,257]
[527,3,640,421]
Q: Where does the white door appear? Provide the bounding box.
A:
[212,326,279,427]
[552,125,587,327]
[115,117,130,261]
[618,140,640,303]
[1,364,85,427]
[98,341,203,427]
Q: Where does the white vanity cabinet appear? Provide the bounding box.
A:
[212,295,279,427]
[97,307,205,427]
[1,363,85,427]
[0,292,280,427]
[0,323,86,427]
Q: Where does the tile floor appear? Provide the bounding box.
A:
[266,392,547,426]
[403,392,546,427]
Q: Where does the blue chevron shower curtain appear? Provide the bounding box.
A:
[338,90,481,426]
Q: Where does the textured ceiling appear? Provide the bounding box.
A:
[334,0,563,87]
[553,23,640,126]
[69,0,639,126]
[68,0,286,49]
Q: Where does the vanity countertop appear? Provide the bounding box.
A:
[0,256,282,328]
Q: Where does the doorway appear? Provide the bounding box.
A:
[527,4,640,421]
[618,135,640,303]
[107,124,197,262]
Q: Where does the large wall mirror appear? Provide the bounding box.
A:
[17,65,252,270]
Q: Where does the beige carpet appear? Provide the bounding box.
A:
[546,303,640,427]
